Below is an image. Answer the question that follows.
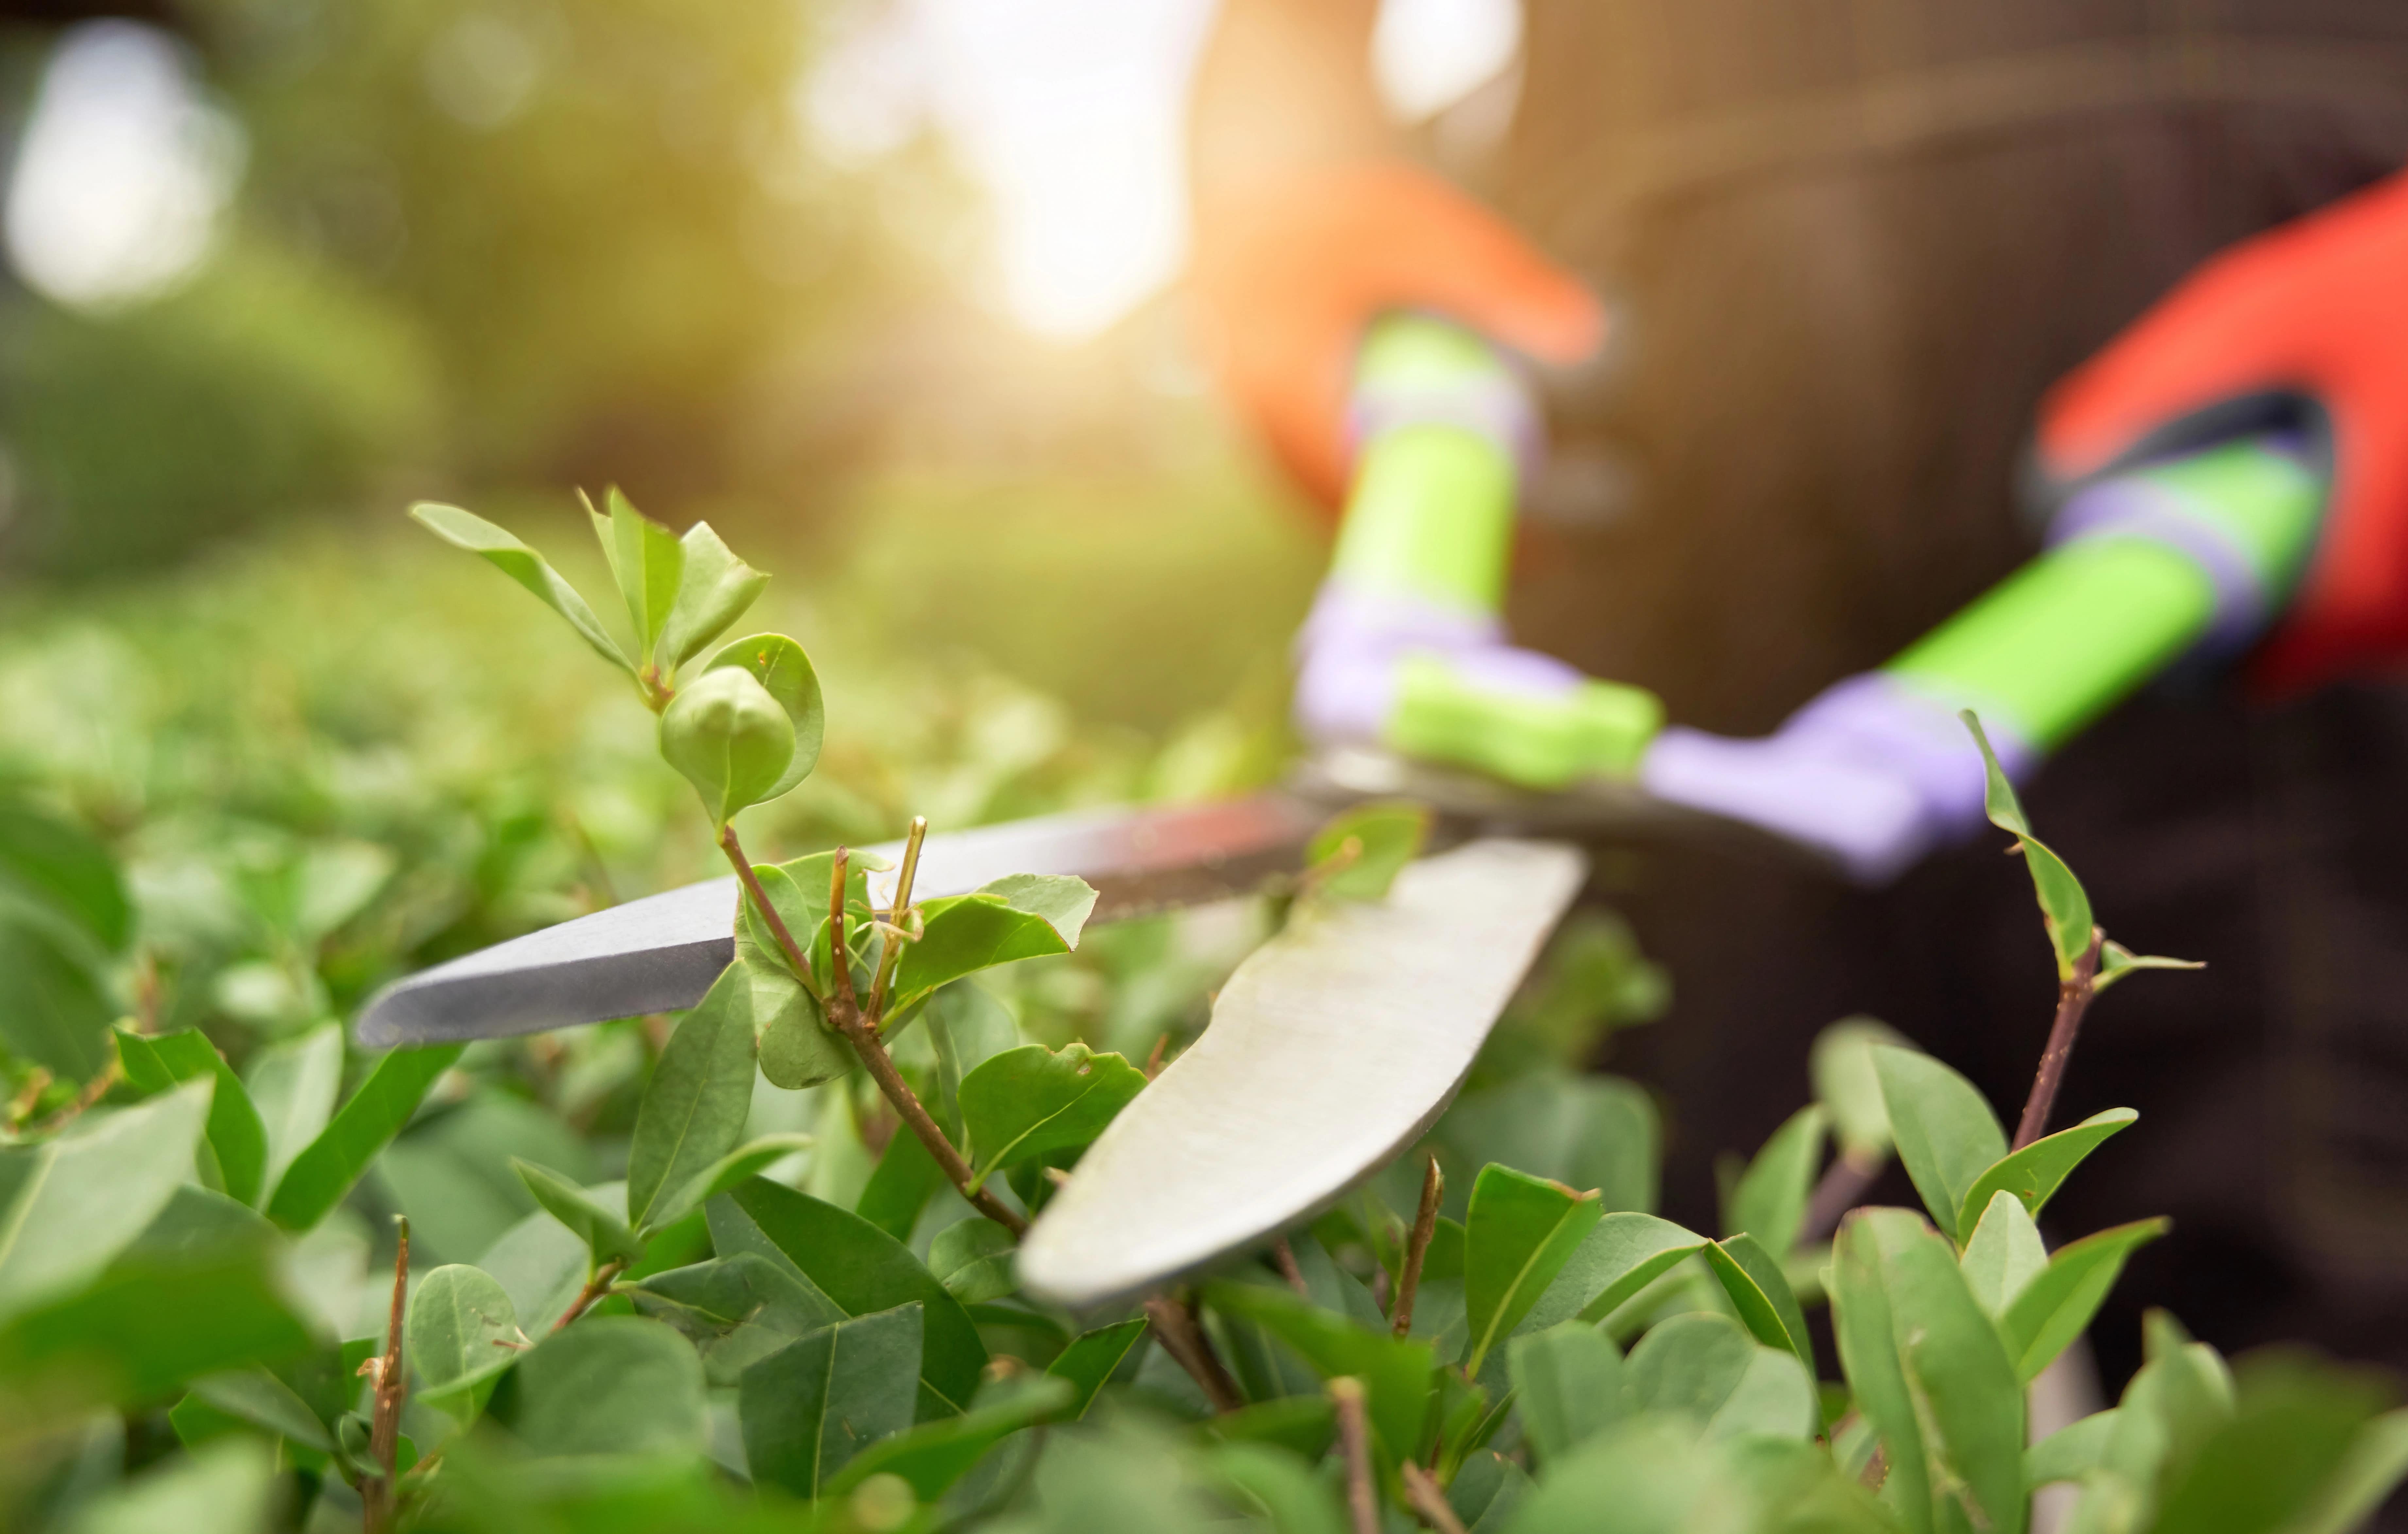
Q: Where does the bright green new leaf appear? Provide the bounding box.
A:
[266,1042,462,1231]
[824,1372,1077,1501]
[703,633,824,798]
[708,1178,988,1418]
[1964,710,2095,978]
[0,1078,211,1321]
[0,1242,315,1408]
[1873,1044,2007,1245]
[1831,1212,1934,1534]
[243,1024,342,1201]
[630,1252,847,1388]
[1047,1317,1148,1420]
[0,796,128,952]
[930,1218,1018,1303]
[1304,800,1431,901]
[739,1303,924,1498]
[409,1263,521,1424]
[1811,1016,1909,1163]
[893,875,1099,1016]
[410,502,633,674]
[512,1158,644,1265]
[185,1366,335,1451]
[657,521,768,674]
[627,964,756,1231]
[1701,1234,1814,1374]
[658,666,794,828]
[1625,1313,1818,1442]
[2026,1409,2119,1486]
[1955,1106,2137,1236]
[958,1042,1144,1187]
[114,1028,269,1209]
[647,1133,813,1238]
[1959,1190,2048,1318]
[1508,1321,1626,1465]
[510,1316,708,1458]
[1518,1212,1708,1334]
[1463,1165,1605,1374]
[589,487,684,669]
[1723,1105,1826,1256]
[1202,1280,1436,1460]
[2094,939,2204,992]
[1999,1218,2169,1382]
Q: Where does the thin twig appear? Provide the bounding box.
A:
[361,1215,410,1534]
[718,828,1027,1237]
[867,816,928,1025]
[1331,1377,1380,1534]
[1401,1461,1469,1534]
[1143,1033,1169,1080]
[551,1257,629,1332]
[28,1059,118,1138]
[1393,1155,1443,1337]
[1272,1238,1310,1298]
[1799,1150,1883,1246]
[2013,929,2106,1151]
[1142,1293,1243,1413]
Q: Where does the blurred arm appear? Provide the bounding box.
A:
[1190,0,1390,201]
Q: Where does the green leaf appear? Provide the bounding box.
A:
[739,1302,924,1498]
[2287,1407,2408,1534]
[856,1126,944,1241]
[1831,1207,2026,1534]
[823,1372,1077,1501]
[1723,1105,1826,1256]
[1701,1234,1813,1374]
[1508,1321,1625,1465]
[2150,1353,2394,1534]
[1519,1212,1709,1333]
[1811,1017,1908,1162]
[244,1023,343,1201]
[627,964,756,1231]
[657,521,769,674]
[750,961,851,1089]
[1955,1107,2137,1238]
[1958,1190,2048,1318]
[1998,1218,2168,1382]
[658,667,794,828]
[114,1028,270,1208]
[1462,1165,1605,1374]
[1873,1045,2007,1245]
[702,633,824,799]
[2094,940,2203,993]
[930,1218,1018,1303]
[645,1133,812,1239]
[1439,1072,1660,1216]
[66,1437,278,1534]
[1200,1439,1351,1534]
[512,1159,644,1266]
[1203,1396,1338,1460]
[0,1078,211,1321]
[1964,710,2095,978]
[0,907,115,1080]
[1624,1313,1819,1442]
[0,1242,315,1407]
[510,1315,708,1458]
[1201,1281,1435,1461]
[589,486,685,670]
[708,1178,988,1418]
[629,1252,847,1387]
[410,502,633,674]
[0,796,128,952]
[893,875,1099,1015]
[1047,1316,1148,1420]
[2026,1409,2118,1486]
[1304,801,1431,901]
[957,1042,1144,1187]
[927,981,1022,1139]
[185,1365,336,1451]
[265,1043,462,1231]
[408,1263,521,1424]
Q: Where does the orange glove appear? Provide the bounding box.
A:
[1189,160,1605,507]
[2038,170,2408,692]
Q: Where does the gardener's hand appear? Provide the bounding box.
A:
[1190,160,1603,506]
[1639,675,2037,885]
[2040,168,2408,690]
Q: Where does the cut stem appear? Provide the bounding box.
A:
[552,1256,629,1332]
[1392,1155,1443,1337]
[1331,1377,1380,1534]
[1401,1461,1469,1534]
[362,1215,410,1534]
[1142,1292,1243,1413]
[2013,929,2106,1151]
[867,816,927,1025]
[718,828,1026,1236]
[1272,1237,1310,1298]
